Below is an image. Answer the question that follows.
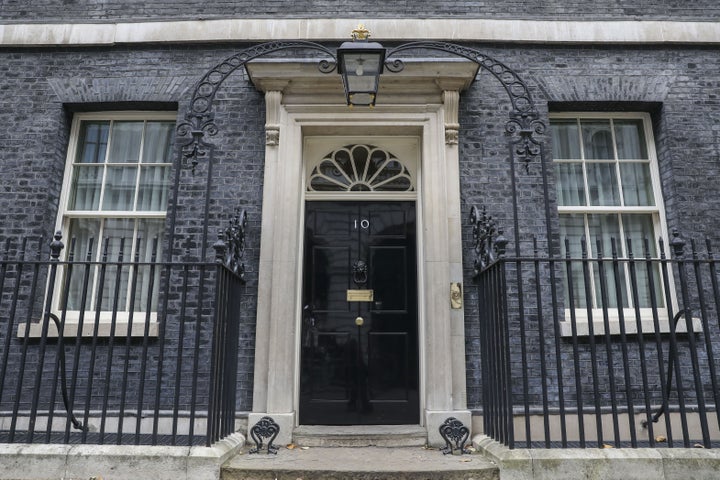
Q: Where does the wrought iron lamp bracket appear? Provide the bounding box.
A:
[385,41,545,170]
[178,40,338,171]
[179,39,544,171]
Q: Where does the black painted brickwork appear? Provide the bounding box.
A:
[1,41,720,414]
[1,1,720,23]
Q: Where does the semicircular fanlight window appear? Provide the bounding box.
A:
[308,144,414,192]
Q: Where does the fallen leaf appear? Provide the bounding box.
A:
[655,435,667,443]
[602,444,614,449]
[300,446,310,450]
[694,443,705,448]
[286,443,296,449]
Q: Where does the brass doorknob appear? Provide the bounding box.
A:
[355,316,364,326]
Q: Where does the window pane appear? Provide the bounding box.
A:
[65,218,100,310]
[108,121,143,163]
[614,119,648,159]
[622,214,657,257]
[622,214,663,308]
[620,163,655,206]
[103,166,138,211]
[559,214,587,308]
[142,121,175,164]
[581,120,614,160]
[137,166,170,211]
[587,162,620,206]
[588,214,628,308]
[555,163,585,206]
[76,121,109,164]
[69,165,102,210]
[135,219,165,311]
[98,219,135,311]
[551,120,581,159]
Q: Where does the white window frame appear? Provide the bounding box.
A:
[21,111,176,338]
[551,112,694,336]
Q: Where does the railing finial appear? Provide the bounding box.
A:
[670,228,686,259]
[49,230,64,260]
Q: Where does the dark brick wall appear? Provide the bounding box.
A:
[0,44,266,417]
[2,0,720,22]
[1,40,719,419]
[459,43,720,410]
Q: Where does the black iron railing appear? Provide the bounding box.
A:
[0,232,244,446]
[476,232,720,449]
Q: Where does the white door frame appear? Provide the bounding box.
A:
[248,65,473,446]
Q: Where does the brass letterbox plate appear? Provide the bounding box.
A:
[347,289,374,302]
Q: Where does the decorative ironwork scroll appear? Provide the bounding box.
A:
[439,417,471,455]
[248,416,280,454]
[177,41,337,171]
[179,40,544,172]
[385,41,545,170]
[469,205,508,278]
[212,208,248,282]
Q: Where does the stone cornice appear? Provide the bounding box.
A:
[1,18,720,47]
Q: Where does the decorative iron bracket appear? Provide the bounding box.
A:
[439,417,471,455]
[469,205,508,278]
[178,40,544,171]
[177,41,337,171]
[386,41,545,170]
[248,416,280,454]
[212,208,248,282]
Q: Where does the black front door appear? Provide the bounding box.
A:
[300,201,419,425]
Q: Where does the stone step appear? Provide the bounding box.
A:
[221,445,500,480]
[293,425,428,447]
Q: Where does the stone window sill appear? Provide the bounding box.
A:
[17,316,159,338]
[560,309,703,337]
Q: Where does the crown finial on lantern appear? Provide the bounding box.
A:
[351,24,370,41]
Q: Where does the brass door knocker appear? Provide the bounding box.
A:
[352,260,368,285]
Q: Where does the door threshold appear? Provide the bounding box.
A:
[293,425,427,447]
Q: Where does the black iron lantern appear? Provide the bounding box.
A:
[336,25,386,107]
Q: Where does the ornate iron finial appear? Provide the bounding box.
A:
[469,205,505,278]
[212,230,227,263]
[670,228,686,259]
[214,208,248,282]
[49,231,64,260]
[351,24,370,41]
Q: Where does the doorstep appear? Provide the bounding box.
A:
[221,445,499,480]
[292,425,428,447]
